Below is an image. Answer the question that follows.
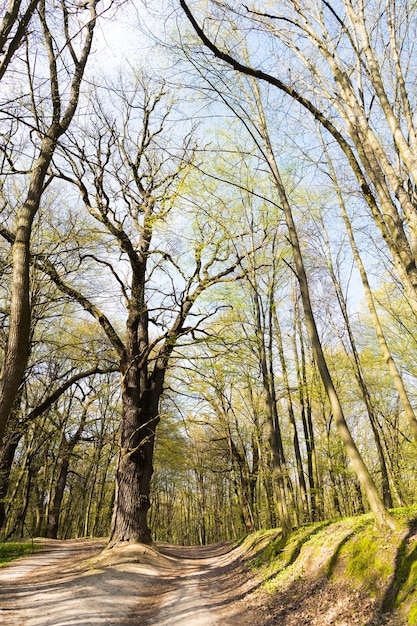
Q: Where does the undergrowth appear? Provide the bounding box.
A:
[0,541,39,566]
[243,507,417,625]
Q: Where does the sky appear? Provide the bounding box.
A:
[90,1,174,77]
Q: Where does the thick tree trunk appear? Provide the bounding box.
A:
[109,365,159,545]
[0,205,36,443]
[0,0,97,444]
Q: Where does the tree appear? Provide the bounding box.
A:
[0,204,119,533]
[46,396,94,539]
[35,76,245,544]
[180,0,417,332]
[0,363,117,532]
[0,0,99,443]
[0,0,40,82]
[291,292,321,521]
[186,357,261,534]
[242,219,292,535]
[321,142,417,444]
[180,0,400,531]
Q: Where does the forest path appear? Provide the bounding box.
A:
[0,538,261,626]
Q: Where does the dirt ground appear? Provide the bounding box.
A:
[0,538,264,626]
[0,536,406,625]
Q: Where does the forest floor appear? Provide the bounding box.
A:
[0,514,415,626]
[0,538,261,626]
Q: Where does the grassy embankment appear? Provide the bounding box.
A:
[0,541,40,567]
[239,507,417,625]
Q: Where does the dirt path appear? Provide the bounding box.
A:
[0,539,261,626]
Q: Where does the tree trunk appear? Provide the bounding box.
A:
[0,203,37,443]
[109,358,159,545]
[0,431,21,531]
[262,461,277,528]
[293,308,320,520]
[323,224,394,509]
[46,458,70,539]
[332,157,417,444]
[0,0,97,444]
[248,261,292,535]
[92,450,114,537]
[252,86,397,531]
[273,302,309,522]
[229,436,258,533]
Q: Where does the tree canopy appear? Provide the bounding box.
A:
[0,0,417,544]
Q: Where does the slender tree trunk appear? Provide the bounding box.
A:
[245,244,292,535]
[46,458,70,539]
[84,437,106,537]
[46,408,87,539]
[262,461,277,528]
[292,308,320,520]
[325,151,417,444]
[5,454,36,539]
[273,301,309,522]
[256,300,292,535]
[253,84,397,531]
[323,226,394,509]
[229,436,257,533]
[0,431,21,530]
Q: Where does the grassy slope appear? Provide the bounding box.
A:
[0,541,40,566]
[238,507,417,625]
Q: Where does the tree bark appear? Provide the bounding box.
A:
[0,432,21,531]
[46,458,70,539]
[109,367,158,545]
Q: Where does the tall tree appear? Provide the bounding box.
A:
[180,0,400,531]
[0,0,99,443]
[180,0,417,331]
[38,77,244,544]
[0,0,40,81]
[321,142,417,444]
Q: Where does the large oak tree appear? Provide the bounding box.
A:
[39,77,245,544]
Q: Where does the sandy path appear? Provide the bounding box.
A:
[151,543,257,626]
[0,539,261,626]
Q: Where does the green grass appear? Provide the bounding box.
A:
[341,529,396,593]
[383,515,417,625]
[240,508,417,623]
[0,541,39,566]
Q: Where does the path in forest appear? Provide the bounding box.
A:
[0,538,261,626]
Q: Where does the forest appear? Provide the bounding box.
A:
[1,0,417,549]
